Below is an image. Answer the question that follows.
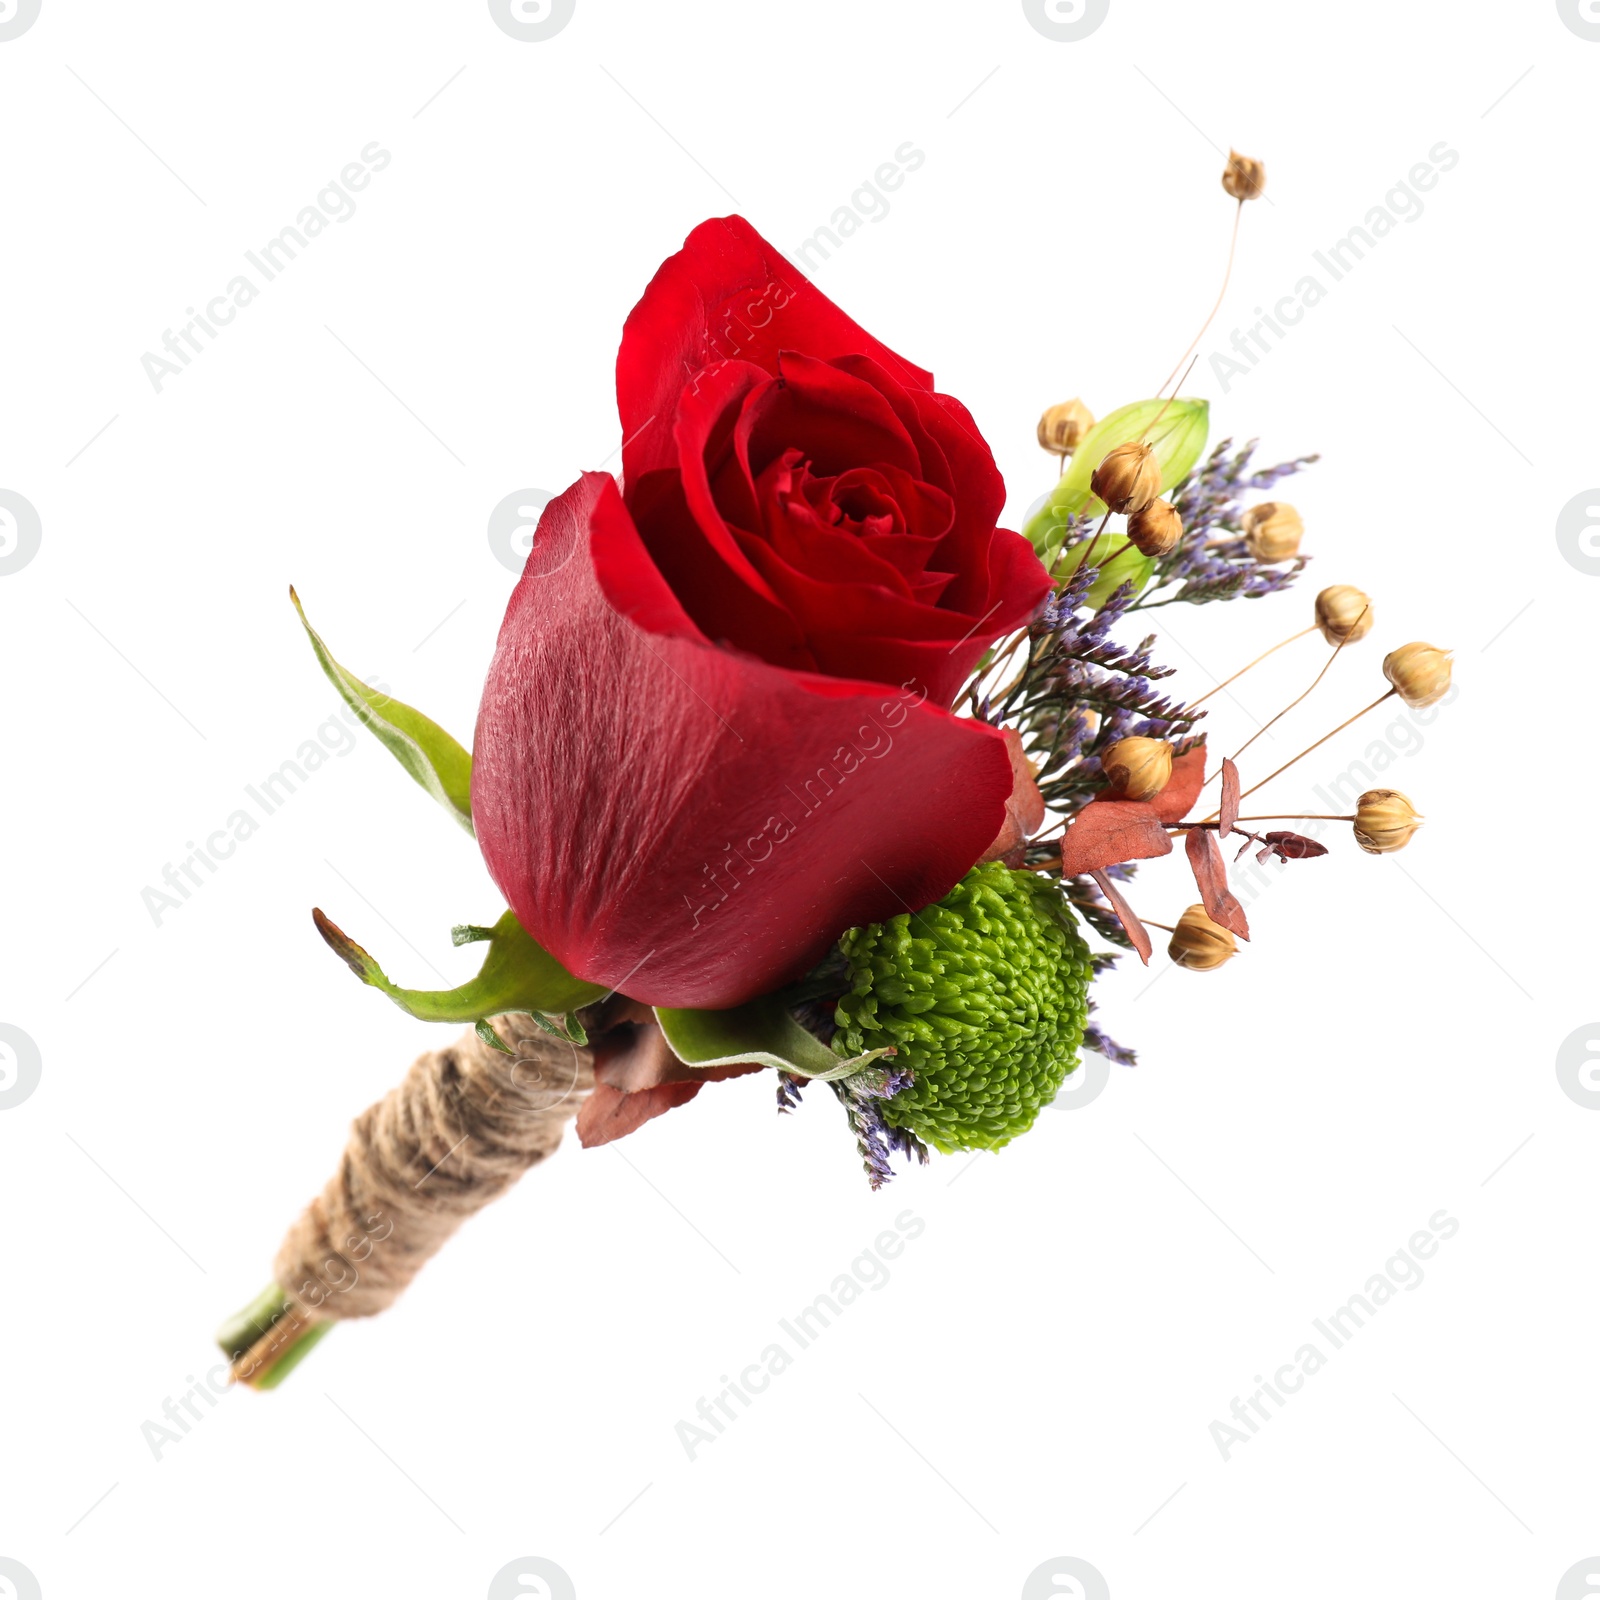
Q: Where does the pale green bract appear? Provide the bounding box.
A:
[1022,397,1210,590]
[655,999,895,1080]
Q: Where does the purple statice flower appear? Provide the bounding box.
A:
[1002,563,1200,823]
[829,1065,927,1190]
[1139,438,1316,611]
[1083,1022,1138,1068]
[1082,953,1137,1065]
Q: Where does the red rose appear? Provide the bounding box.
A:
[473,217,1050,1009]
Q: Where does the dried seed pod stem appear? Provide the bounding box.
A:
[1234,687,1397,805]
[1189,625,1317,708]
[1156,201,1246,399]
[977,622,1033,699]
[1174,814,1356,828]
[1073,507,1119,573]
[1212,594,1370,781]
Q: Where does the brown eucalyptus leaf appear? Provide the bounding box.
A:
[1059,801,1174,878]
[1089,869,1153,965]
[1185,827,1250,939]
[980,728,1047,863]
[576,1008,764,1147]
[1261,830,1329,861]
[1220,758,1241,837]
[576,1078,706,1148]
[1153,742,1208,824]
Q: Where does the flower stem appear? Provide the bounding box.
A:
[1224,602,1368,770]
[1171,814,1355,830]
[1142,356,1199,439]
[1236,813,1353,822]
[1234,689,1398,804]
[1073,509,1117,575]
[217,1283,333,1390]
[988,635,1038,710]
[1156,198,1245,398]
[968,622,1032,707]
[1189,626,1316,708]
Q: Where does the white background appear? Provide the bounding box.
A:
[1,2,1595,1597]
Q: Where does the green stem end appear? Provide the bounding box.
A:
[217,1283,334,1390]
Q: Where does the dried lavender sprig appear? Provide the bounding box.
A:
[1081,949,1138,1065]
[1130,438,1317,611]
[1005,568,1204,820]
[828,1065,927,1190]
[1083,1022,1137,1068]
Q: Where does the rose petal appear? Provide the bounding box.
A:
[832,356,1009,619]
[626,468,818,674]
[618,216,933,486]
[740,350,923,481]
[733,521,1045,709]
[473,474,1017,1009]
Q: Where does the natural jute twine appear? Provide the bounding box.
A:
[273,1013,593,1323]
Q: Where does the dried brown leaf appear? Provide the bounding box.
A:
[1089,868,1153,965]
[1259,830,1329,862]
[1058,801,1174,878]
[1220,758,1240,837]
[575,1012,764,1147]
[1152,742,1208,824]
[981,728,1047,863]
[576,1078,706,1147]
[1185,827,1250,940]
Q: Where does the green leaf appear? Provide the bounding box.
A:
[1022,398,1210,563]
[476,1017,515,1054]
[313,906,607,1030]
[655,999,895,1080]
[290,587,476,835]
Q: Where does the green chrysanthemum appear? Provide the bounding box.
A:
[831,862,1093,1153]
